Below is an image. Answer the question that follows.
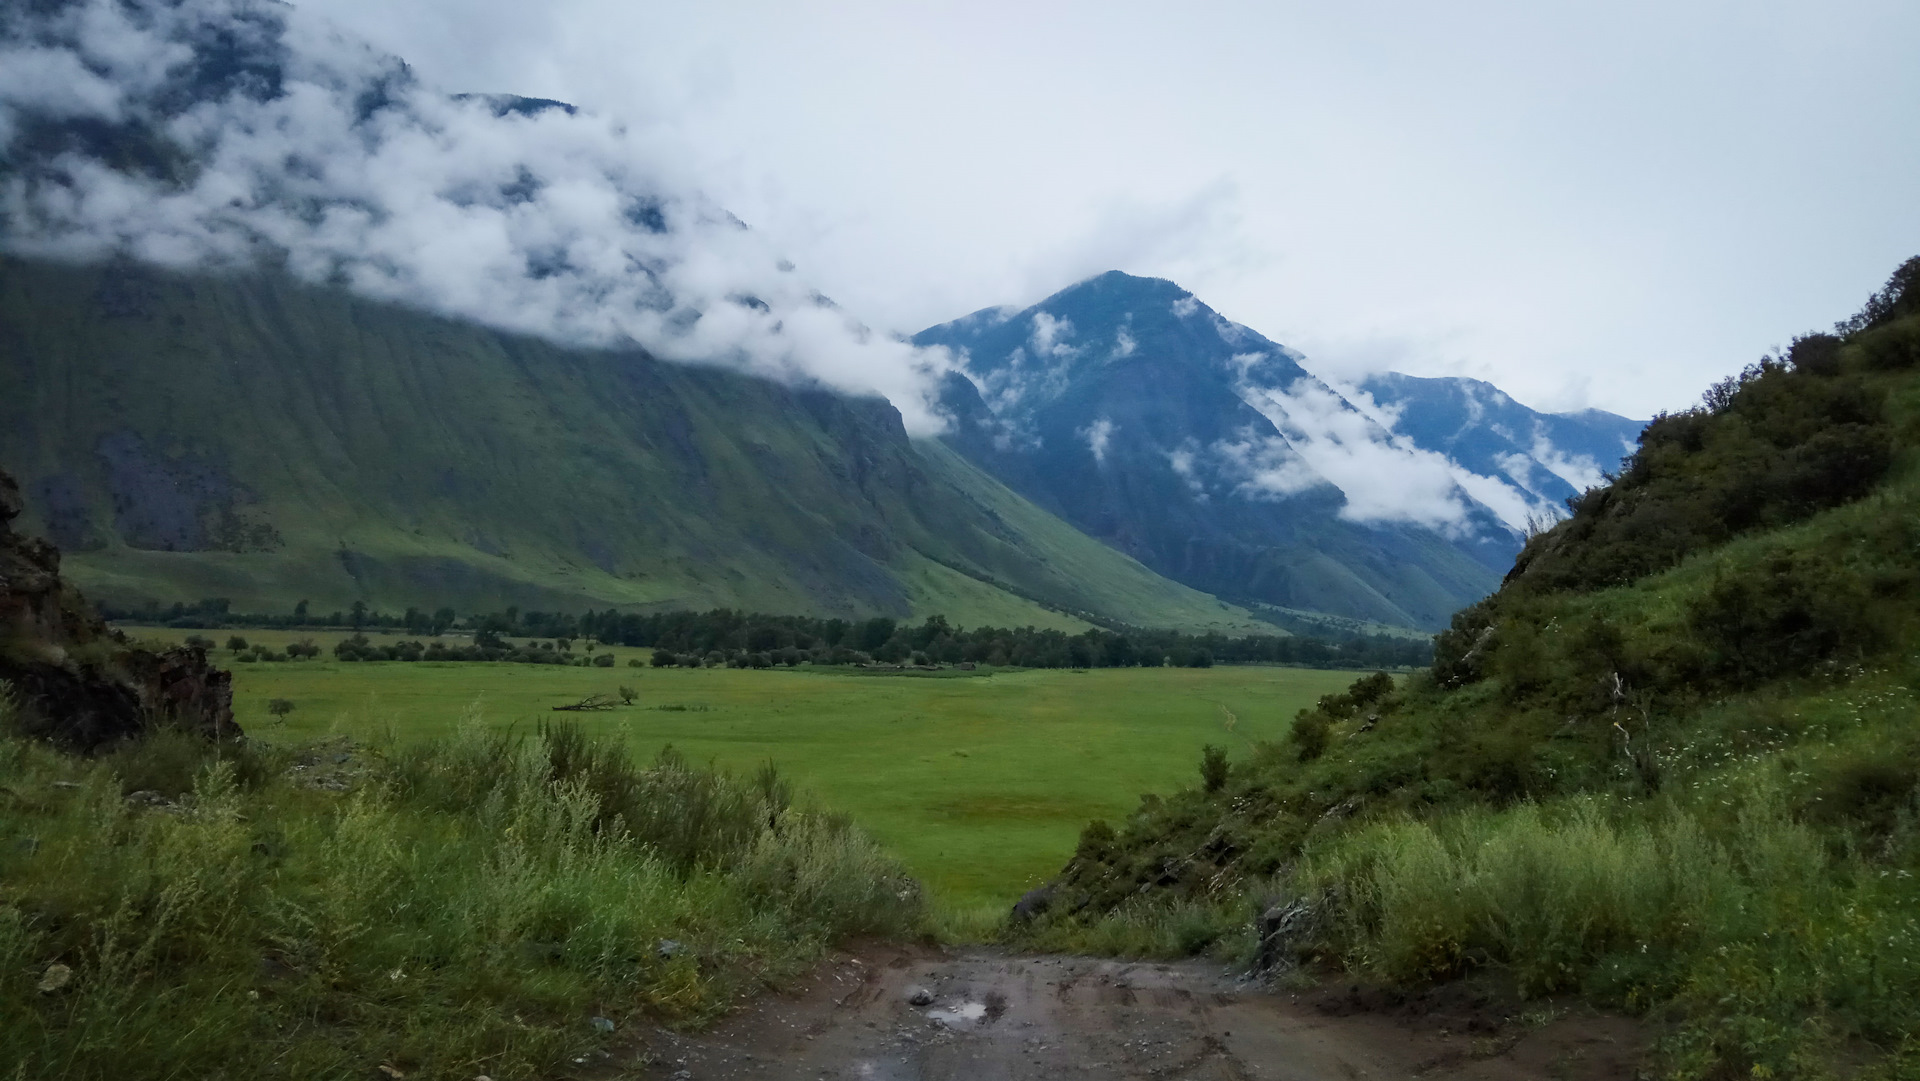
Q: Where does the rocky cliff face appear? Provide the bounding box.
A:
[0,467,235,751]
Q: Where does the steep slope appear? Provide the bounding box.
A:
[1026,258,1920,1079]
[0,256,1263,632]
[918,272,1519,631]
[1356,372,1644,512]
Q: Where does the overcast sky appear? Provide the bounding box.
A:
[291,0,1919,418]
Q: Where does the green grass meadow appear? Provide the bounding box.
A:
[128,634,1355,912]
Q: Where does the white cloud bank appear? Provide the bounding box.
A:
[0,0,954,431]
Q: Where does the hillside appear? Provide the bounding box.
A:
[0,256,1263,633]
[917,272,1641,631]
[1021,257,1920,1079]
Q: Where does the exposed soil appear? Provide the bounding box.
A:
[620,944,1649,1080]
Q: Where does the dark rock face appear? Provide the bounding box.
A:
[0,467,236,751]
[1009,884,1056,924]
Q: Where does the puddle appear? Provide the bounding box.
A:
[926,1001,988,1027]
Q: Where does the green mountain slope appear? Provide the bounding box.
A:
[0,257,1264,633]
[1028,258,1920,1078]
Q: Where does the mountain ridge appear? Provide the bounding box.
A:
[0,255,1267,634]
[916,270,1643,630]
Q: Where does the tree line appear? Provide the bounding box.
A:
[103,600,1434,671]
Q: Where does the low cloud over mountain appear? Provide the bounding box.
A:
[0,0,953,430]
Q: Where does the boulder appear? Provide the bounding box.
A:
[0,467,237,751]
[1253,896,1322,973]
[1009,884,1056,924]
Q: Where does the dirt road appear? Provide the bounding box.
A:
[626,945,1646,1080]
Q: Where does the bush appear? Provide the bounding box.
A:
[1686,556,1876,687]
[592,652,615,667]
[1199,744,1229,793]
[1290,711,1330,763]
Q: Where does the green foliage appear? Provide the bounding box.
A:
[0,715,920,1080]
[1199,744,1229,794]
[1289,711,1330,763]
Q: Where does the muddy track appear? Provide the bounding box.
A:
[622,945,1647,1080]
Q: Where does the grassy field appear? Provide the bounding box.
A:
[121,632,1356,912]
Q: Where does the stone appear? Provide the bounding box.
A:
[1254,897,1322,973]
[907,986,935,1007]
[590,1016,615,1033]
[1009,884,1055,924]
[0,467,239,752]
[36,963,73,994]
[656,939,686,959]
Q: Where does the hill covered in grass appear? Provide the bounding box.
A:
[0,256,1265,634]
[1021,257,1920,1079]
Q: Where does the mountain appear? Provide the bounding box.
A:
[1355,372,1644,515]
[916,271,1640,631]
[0,256,1266,633]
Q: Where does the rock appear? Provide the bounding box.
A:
[125,790,181,813]
[1254,897,1322,973]
[0,467,239,752]
[590,1016,615,1033]
[656,939,685,959]
[36,963,73,994]
[907,986,935,1007]
[376,1065,405,1079]
[1009,884,1055,924]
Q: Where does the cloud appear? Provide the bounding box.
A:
[1081,416,1115,463]
[1028,310,1076,358]
[1529,436,1606,493]
[0,0,955,432]
[1166,445,1206,498]
[1232,376,1526,535]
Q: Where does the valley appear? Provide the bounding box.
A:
[2,1,1916,1078]
[104,633,1360,912]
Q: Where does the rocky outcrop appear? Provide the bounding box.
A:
[0,467,236,750]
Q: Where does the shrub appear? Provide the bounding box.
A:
[1199,744,1229,794]
[1290,711,1330,763]
[1686,556,1876,687]
[592,652,615,667]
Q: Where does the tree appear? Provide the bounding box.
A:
[267,698,295,721]
[226,635,249,654]
[350,600,368,631]
[293,599,309,622]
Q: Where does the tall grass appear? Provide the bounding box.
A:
[1283,792,1920,1079]
[0,709,922,1080]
